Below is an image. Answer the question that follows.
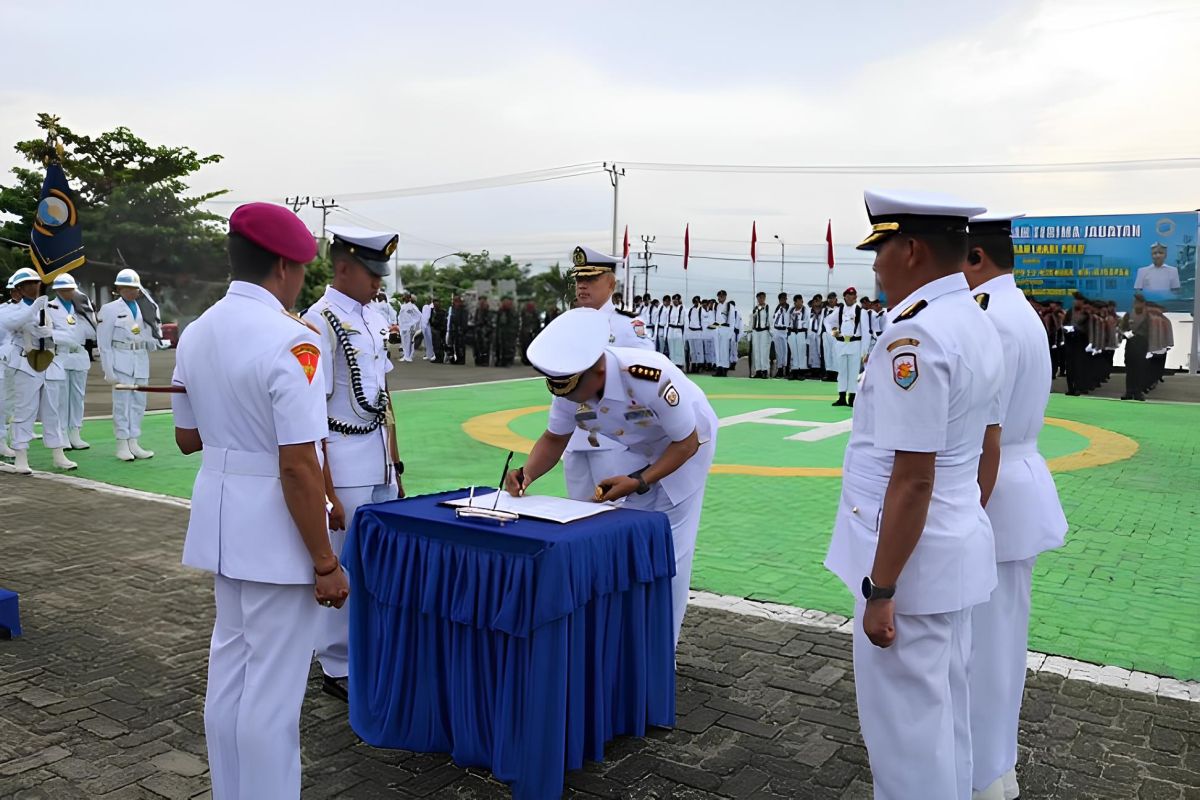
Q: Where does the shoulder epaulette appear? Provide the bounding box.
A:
[616,308,637,318]
[974,293,990,310]
[626,364,662,382]
[282,310,321,334]
[894,299,928,322]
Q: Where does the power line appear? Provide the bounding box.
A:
[620,157,1200,175]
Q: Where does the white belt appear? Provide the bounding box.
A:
[201,446,279,478]
[1002,441,1041,459]
[113,341,148,351]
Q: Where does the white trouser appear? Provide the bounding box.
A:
[401,327,415,361]
[563,447,646,503]
[807,331,824,369]
[112,369,147,439]
[205,575,318,800]
[771,331,788,369]
[702,334,717,364]
[854,602,974,800]
[969,557,1036,792]
[835,350,860,393]
[750,331,771,372]
[715,327,734,368]
[10,371,65,450]
[3,366,12,441]
[684,333,702,367]
[623,441,715,648]
[656,331,668,354]
[314,481,399,679]
[667,330,685,366]
[822,334,835,372]
[60,367,88,432]
[787,332,806,370]
[422,323,434,357]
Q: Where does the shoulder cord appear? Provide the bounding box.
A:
[321,308,388,435]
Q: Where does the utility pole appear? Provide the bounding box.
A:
[285,195,310,213]
[310,198,339,242]
[603,162,625,257]
[637,235,657,299]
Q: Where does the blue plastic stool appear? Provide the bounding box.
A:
[0,588,21,638]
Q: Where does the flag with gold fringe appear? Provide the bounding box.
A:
[29,149,86,283]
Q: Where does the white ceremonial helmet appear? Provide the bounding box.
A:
[52,273,78,291]
[114,268,142,288]
[9,267,40,287]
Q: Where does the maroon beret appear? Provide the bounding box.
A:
[229,202,317,264]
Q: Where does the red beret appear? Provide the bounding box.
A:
[229,202,317,264]
[844,286,857,294]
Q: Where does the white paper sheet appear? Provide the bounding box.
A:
[441,491,617,524]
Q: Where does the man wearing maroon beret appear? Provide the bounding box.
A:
[171,202,348,798]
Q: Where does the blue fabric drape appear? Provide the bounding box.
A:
[344,489,677,800]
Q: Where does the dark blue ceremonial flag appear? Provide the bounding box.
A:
[29,162,86,282]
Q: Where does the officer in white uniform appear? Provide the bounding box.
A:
[0,268,75,473]
[684,296,704,372]
[173,202,348,800]
[397,294,422,362]
[786,294,809,380]
[507,308,718,647]
[1132,242,1181,298]
[47,273,96,450]
[420,297,435,360]
[303,227,404,702]
[561,245,655,502]
[824,286,870,407]
[771,292,791,378]
[0,273,21,458]
[963,213,1068,800]
[98,269,159,461]
[824,189,1003,800]
[712,291,735,376]
[655,294,671,354]
[749,292,771,378]
[665,294,686,367]
[699,299,716,369]
[807,297,826,376]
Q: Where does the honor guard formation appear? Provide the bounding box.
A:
[8,188,1190,800]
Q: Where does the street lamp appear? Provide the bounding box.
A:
[773,235,785,292]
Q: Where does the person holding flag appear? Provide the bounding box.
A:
[47,273,96,450]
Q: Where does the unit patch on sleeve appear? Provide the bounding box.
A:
[892,352,918,390]
[291,343,321,384]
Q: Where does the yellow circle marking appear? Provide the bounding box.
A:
[461,406,1138,477]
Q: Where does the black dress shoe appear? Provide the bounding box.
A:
[322,675,349,703]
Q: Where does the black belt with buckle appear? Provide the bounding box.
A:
[688,327,702,331]
[753,327,768,332]
[670,325,684,329]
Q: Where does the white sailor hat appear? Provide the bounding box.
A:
[969,212,1025,238]
[857,189,987,251]
[115,268,141,287]
[569,245,620,279]
[525,307,609,396]
[10,267,40,287]
[52,273,78,291]
[328,226,398,277]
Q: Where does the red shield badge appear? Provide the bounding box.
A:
[291,343,320,384]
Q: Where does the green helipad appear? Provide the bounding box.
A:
[26,376,1198,681]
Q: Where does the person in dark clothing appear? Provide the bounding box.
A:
[472,297,494,366]
[495,296,518,367]
[446,295,469,365]
[428,298,447,363]
[1118,295,1150,401]
[519,301,541,365]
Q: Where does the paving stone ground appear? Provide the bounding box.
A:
[2,476,1198,799]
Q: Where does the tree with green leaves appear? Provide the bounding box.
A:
[396,254,572,311]
[0,114,228,285]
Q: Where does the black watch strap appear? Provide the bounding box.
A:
[628,468,651,495]
[861,576,895,601]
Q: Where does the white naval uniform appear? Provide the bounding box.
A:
[685,305,704,368]
[771,305,790,372]
[420,302,434,359]
[655,305,670,353]
[787,306,809,371]
[172,281,330,800]
[1,298,67,450]
[0,306,12,444]
[561,299,654,502]
[750,305,771,374]
[98,298,156,440]
[397,301,422,362]
[700,306,717,365]
[303,287,399,680]
[824,272,1004,800]
[727,306,741,367]
[1132,263,1181,293]
[547,347,717,646]
[665,304,686,366]
[47,296,95,437]
[823,302,870,393]
[713,302,734,369]
[969,273,1068,796]
[808,307,826,370]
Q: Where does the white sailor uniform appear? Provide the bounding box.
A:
[547,347,717,645]
[771,304,790,373]
[98,297,156,441]
[968,272,1068,796]
[750,304,771,374]
[0,297,67,451]
[787,306,809,372]
[47,295,95,442]
[825,273,1004,800]
[665,304,686,366]
[823,302,870,394]
[172,280,330,800]
[303,286,399,680]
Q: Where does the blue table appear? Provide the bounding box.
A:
[0,588,20,638]
[343,489,677,800]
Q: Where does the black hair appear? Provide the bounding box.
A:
[910,230,970,270]
[228,232,282,282]
[968,231,1015,270]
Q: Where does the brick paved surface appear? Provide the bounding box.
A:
[2,476,1199,799]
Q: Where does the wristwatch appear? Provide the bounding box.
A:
[627,468,651,495]
[861,576,895,602]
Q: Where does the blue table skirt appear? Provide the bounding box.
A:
[344,489,677,800]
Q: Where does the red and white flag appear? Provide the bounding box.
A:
[622,225,630,262]
[683,224,690,271]
[750,221,757,263]
[826,219,835,271]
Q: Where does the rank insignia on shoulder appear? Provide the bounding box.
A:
[892,352,918,390]
[974,292,990,310]
[886,337,920,352]
[894,299,928,322]
[660,381,680,407]
[627,364,661,381]
[291,343,321,384]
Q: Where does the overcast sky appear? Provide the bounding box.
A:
[3,0,1199,302]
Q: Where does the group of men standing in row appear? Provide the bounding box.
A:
[0,266,163,474]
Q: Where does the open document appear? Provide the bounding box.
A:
[441,491,618,524]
